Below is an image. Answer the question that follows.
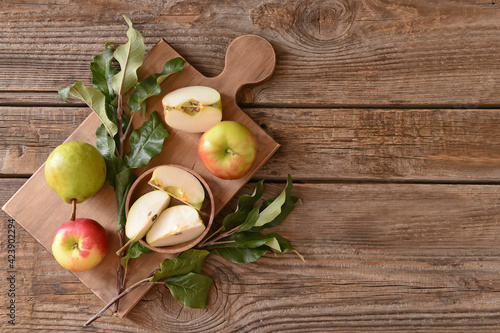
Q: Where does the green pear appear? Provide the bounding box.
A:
[44,141,106,204]
[148,165,205,210]
[146,205,205,247]
[162,85,222,133]
[125,190,171,242]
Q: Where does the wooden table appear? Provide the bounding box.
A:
[1,1,500,332]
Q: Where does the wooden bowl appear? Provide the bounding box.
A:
[125,164,215,254]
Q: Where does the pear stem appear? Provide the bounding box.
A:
[70,199,77,221]
[116,238,133,256]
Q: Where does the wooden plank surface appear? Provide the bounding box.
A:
[2,179,500,332]
[2,107,500,182]
[1,0,500,331]
[0,0,499,107]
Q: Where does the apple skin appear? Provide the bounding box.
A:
[198,121,257,180]
[51,218,109,273]
[45,141,106,204]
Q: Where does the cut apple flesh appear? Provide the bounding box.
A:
[162,85,222,133]
[146,205,205,247]
[125,190,171,242]
[149,165,205,210]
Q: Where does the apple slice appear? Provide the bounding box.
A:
[124,190,171,248]
[162,85,222,133]
[148,165,205,210]
[146,205,205,247]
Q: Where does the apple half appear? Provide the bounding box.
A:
[162,85,222,133]
[148,165,205,210]
[146,205,205,247]
[125,190,171,243]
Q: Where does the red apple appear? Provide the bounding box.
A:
[51,218,109,272]
[198,121,257,180]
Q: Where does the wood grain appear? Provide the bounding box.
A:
[2,0,500,331]
[3,106,500,182]
[2,179,500,332]
[0,0,499,107]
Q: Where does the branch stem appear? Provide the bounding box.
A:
[198,225,240,248]
[84,277,151,327]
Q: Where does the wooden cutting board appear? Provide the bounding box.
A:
[2,35,279,318]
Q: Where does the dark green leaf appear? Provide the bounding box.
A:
[115,167,137,231]
[234,232,278,249]
[152,249,210,282]
[90,42,117,102]
[128,57,185,115]
[165,272,213,309]
[111,15,145,95]
[235,206,260,232]
[214,245,269,264]
[96,124,126,188]
[124,111,169,168]
[59,81,118,137]
[120,241,152,269]
[222,180,264,230]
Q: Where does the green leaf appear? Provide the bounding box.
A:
[272,233,305,261]
[252,196,301,232]
[111,15,145,96]
[128,57,185,115]
[235,206,261,232]
[124,111,169,168]
[59,81,118,137]
[253,175,293,227]
[222,180,264,230]
[152,249,210,282]
[96,124,126,188]
[115,167,137,231]
[165,272,213,309]
[234,232,278,249]
[90,42,117,101]
[214,245,269,264]
[120,241,152,269]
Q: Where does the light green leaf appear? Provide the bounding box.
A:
[165,272,213,309]
[111,15,145,96]
[59,81,118,137]
[152,249,210,282]
[128,57,185,115]
[125,111,169,168]
[254,175,293,227]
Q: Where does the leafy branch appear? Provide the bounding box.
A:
[58,15,184,315]
[85,177,302,327]
[84,249,211,327]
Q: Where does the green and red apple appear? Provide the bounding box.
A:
[146,205,205,247]
[148,165,205,210]
[52,218,109,272]
[198,121,257,180]
[162,85,222,133]
[45,141,106,203]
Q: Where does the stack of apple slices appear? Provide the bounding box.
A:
[124,165,206,249]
